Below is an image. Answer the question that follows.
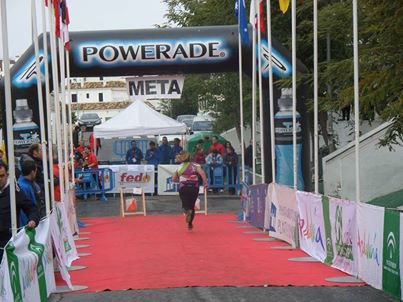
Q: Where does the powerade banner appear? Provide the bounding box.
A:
[248,184,268,228]
[0,219,56,302]
[268,184,299,248]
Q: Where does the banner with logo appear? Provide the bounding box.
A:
[296,191,327,262]
[65,188,79,237]
[382,209,401,300]
[248,184,268,228]
[0,218,56,302]
[327,196,358,275]
[241,182,250,221]
[263,183,273,231]
[268,184,299,247]
[99,164,155,193]
[127,75,185,100]
[357,202,384,290]
[158,165,180,195]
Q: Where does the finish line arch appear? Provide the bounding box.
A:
[1,24,310,190]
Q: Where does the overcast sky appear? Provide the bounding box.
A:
[1,0,168,58]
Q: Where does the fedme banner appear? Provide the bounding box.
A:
[268,184,299,248]
[248,184,268,228]
[99,164,155,193]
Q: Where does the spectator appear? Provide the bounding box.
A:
[208,136,225,158]
[171,138,183,163]
[0,149,4,163]
[0,160,39,260]
[52,153,62,202]
[83,146,98,170]
[73,125,80,148]
[18,160,41,225]
[244,142,253,169]
[89,133,101,155]
[159,136,172,165]
[206,149,223,192]
[76,139,85,154]
[145,141,160,166]
[224,146,238,195]
[193,140,206,164]
[20,143,44,189]
[125,140,143,165]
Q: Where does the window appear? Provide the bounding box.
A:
[99,93,103,102]
[86,93,90,99]
[71,94,77,103]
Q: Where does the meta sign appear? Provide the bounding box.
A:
[126,75,185,100]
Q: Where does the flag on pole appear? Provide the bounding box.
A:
[235,0,250,43]
[53,0,61,38]
[60,0,70,49]
[249,0,265,33]
[279,0,290,14]
[259,0,265,33]
[45,0,49,6]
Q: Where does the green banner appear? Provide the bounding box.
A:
[5,243,23,302]
[26,228,48,302]
[382,209,401,299]
[322,196,334,266]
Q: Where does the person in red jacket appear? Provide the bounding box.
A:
[208,136,225,158]
[193,140,206,164]
[89,133,101,155]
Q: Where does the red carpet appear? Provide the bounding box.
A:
[56,214,365,292]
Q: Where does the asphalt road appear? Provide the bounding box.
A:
[48,194,398,302]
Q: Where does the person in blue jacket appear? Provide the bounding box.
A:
[171,138,183,163]
[159,136,172,165]
[17,160,40,226]
[126,140,143,164]
[145,141,160,166]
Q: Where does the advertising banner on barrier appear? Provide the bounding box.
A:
[158,165,180,195]
[66,188,79,236]
[99,164,155,193]
[0,218,56,302]
[296,191,327,262]
[264,183,273,231]
[401,212,403,300]
[248,184,268,228]
[382,209,401,300]
[268,184,298,247]
[357,202,384,290]
[241,183,250,220]
[327,196,357,275]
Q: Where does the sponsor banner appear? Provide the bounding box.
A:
[268,184,298,248]
[327,196,358,275]
[382,209,401,300]
[99,165,155,193]
[0,218,56,302]
[296,191,327,262]
[357,202,384,290]
[65,188,79,237]
[127,75,185,100]
[263,183,273,231]
[248,184,268,228]
[157,165,180,195]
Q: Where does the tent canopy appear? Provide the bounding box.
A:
[94,101,187,138]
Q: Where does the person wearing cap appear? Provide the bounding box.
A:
[172,152,208,230]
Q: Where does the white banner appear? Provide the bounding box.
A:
[65,188,79,237]
[296,191,327,262]
[158,165,180,195]
[328,196,358,276]
[126,75,185,100]
[268,184,299,248]
[357,202,384,290]
[0,218,56,302]
[263,183,273,231]
[99,164,155,194]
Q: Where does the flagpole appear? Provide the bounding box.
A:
[238,5,246,182]
[49,1,65,198]
[291,0,297,190]
[257,1,265,184]
[313,0,319,193]
[66,50,75,183]
[59,33,70,193]
[41,0,55,207]
[352,0,360,202]
[265,0,275,184]
[31,0,51,215]
[1,0,18,236]
[251,6,257,185]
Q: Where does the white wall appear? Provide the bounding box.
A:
[323,122,403,202]
[70,87,128,104]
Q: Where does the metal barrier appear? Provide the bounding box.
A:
[75,168,114,201]
[201,164,241,194]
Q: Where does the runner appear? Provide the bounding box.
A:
[173,151,208,230]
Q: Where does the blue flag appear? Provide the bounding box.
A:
[236,0,250,43]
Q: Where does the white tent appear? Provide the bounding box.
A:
[93,101,187,138]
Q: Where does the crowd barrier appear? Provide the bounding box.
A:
[75,168,114,201]
[242,182,403,300]
[0,189,79,302]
